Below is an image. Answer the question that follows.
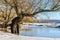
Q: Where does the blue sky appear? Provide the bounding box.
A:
[45,12,60,20]
[35,12,60,20]
[34,0,60,20]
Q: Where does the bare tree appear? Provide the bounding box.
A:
[0,0,60,34]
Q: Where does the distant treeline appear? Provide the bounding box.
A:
[40,20,60,23]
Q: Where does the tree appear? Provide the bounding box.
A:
[0,5,15,31]
[0,0,60,34]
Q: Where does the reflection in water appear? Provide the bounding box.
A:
[19,25,60,38]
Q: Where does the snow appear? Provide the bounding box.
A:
[1,25,60,40]
[0,31,60,40]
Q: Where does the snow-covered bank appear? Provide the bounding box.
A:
[0,31,60,40]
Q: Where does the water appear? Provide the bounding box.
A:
[19,25,60,38]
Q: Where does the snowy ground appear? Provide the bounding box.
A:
[0,31,60,40]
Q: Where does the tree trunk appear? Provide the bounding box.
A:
[10,17,21,34]
[3,23,8,32]
[11,23,19,34]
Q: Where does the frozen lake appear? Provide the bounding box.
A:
[20,25,60,38]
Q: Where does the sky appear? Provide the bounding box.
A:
[35,12,60,20]
[34,0,60,20]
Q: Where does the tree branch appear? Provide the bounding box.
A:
[35,10,60,13]
[22,10,60,17]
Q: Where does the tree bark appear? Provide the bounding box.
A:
[10,16,22,34]
[11,23,19,34]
